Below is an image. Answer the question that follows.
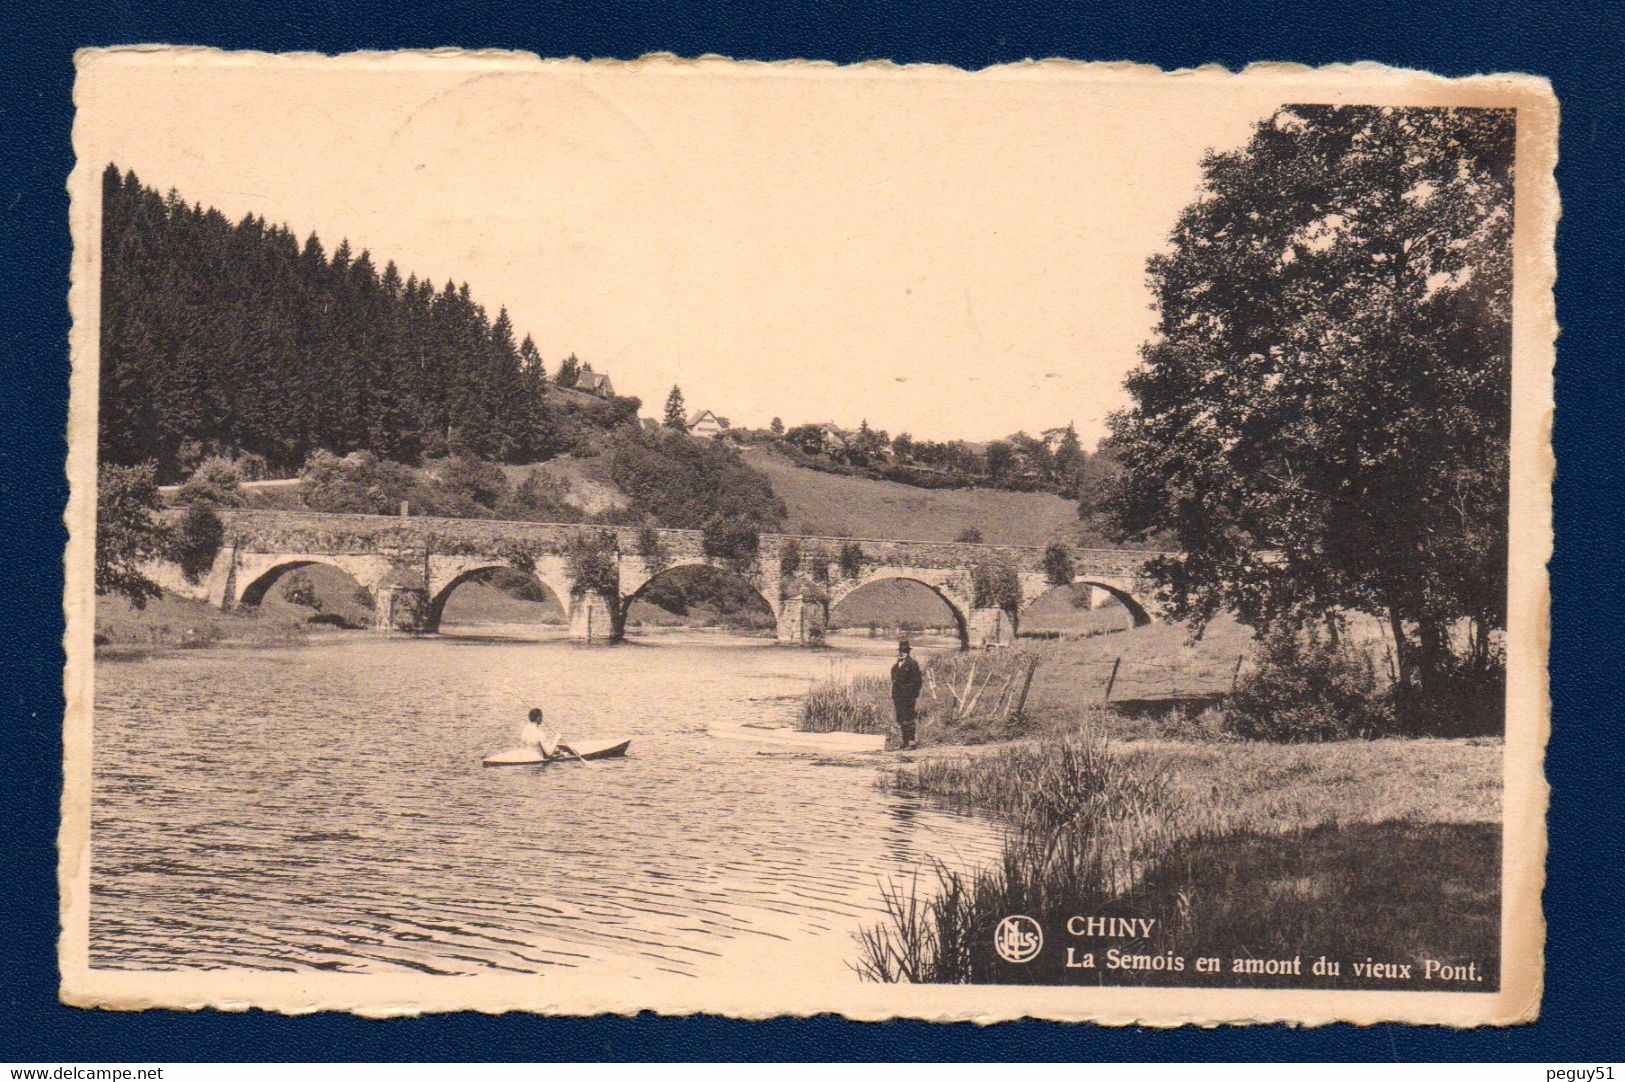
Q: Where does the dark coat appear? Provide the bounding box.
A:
[890,655,923,704]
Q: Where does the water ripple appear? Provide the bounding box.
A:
[92,634,1005,979]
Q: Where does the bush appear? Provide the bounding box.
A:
[501,468,579,522]
[170,504,224,584]
[838,541,865,580]
[177,456,246,508]
[971,554,1022,614]
[955,527,984,544]
[1225,624,1391,741]
[778,536,802,580]
[430,454,511,517]
[1041,542,1075,587]
[300,450,417,515]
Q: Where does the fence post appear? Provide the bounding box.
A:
[1012,656,1039,720]
[1103,657,1121,703]
[1231,653,1245,694]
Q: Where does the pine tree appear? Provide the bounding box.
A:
[97,166,581,476]
[664,385,687,429]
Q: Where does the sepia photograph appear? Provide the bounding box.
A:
[61,51,1554,1024]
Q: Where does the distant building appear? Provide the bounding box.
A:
[576,370,616,398]
[812,422,850,454]
[686,409,731,439]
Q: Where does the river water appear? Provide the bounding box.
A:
[92,630,1005,982]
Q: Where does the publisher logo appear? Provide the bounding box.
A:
[994,915,1043,963]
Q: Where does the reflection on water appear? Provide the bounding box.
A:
[92,631,1004,980]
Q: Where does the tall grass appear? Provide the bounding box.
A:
[858,729,1187,982]
[858,730,1501,988]
[800,671,892,733]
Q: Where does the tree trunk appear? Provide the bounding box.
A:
[1387,608,1412,689]
[1417,619,1448,696]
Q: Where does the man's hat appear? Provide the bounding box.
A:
[897,638,911,653]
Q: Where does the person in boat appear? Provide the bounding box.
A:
[890,638,924,750]
[521,707,576,760]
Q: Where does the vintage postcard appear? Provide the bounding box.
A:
[62,49,1554,1025]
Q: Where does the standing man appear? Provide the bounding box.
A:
[890,638,924,750]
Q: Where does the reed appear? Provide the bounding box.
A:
[799,670,893,733]
[858,729,1188,983]
[858,729,1501,987]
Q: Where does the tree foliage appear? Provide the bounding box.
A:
[1041,542,1075,587]
[1109,105,1513,700]
[564,530,620,601]
[702,518,761,577]
[636,524,671,575]
[777,536,802,580]
[96,462,167,605]
[838,542,865,581]
[98,165,624,479]
[170,504,225,584]
[971,553,1023,615]
[606,426,785,532]
[664,385,687,429]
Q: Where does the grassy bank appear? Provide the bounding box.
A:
[812,618,1505,989]
[95,592,310,651]
[802,617,1260,746]
[745,448,1080,545]
[865,731,1501,988]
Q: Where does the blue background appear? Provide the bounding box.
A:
[2,0,1619,1062]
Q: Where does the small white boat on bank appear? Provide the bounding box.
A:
[706,723,887,754]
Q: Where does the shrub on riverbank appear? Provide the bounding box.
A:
[1226,624,1391,741]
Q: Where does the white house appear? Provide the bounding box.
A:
[686,409,731,438]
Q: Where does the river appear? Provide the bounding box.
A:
[91,628,1005,983]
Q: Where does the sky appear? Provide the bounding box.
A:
[76,54,1299,447]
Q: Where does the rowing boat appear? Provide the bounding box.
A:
[482,737,632,767]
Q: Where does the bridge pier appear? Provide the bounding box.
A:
[969,607,1015,648]
[775,591,827,645]
[374,584,430,632]
[569,592,620,642]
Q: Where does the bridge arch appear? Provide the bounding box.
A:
[828,571,972,650]
[619,560,778,634]
[1070,578,1154,627]
[235,559,375,610]
[425,565,568,634]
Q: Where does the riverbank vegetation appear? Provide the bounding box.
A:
[860,727,1500,987]
[95,591,311,652]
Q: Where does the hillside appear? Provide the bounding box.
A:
[736,449,1079,545]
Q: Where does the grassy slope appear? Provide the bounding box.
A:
[741,449,1079,544]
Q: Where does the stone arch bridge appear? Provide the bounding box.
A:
[159,509,1165,647]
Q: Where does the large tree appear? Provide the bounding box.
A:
[1110,105,1514,697]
